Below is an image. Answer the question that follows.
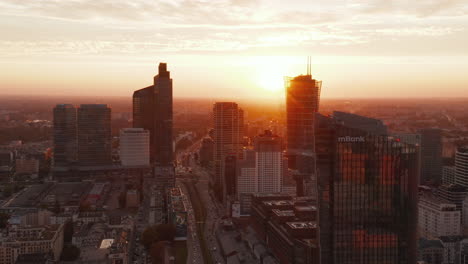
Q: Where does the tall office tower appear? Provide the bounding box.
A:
[53,104,77,166]
[213,102,244,202]
[315,114,418,264]
[420,128,443,184]
[254,130,284,193]
[333,111,388,135]
[77,104,112,166]
[133,63,173,166]
[285,71,321,171]
[455,147,468,187]
[120,128,150,167]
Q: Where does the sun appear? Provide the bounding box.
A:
[257,66,287,93]
[258,71,284,93]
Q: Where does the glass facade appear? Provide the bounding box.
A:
[316,114,418,264]
[285,74,321,172]
[132,63,173,166]
[77,104,112,166]
[53,104,77,166]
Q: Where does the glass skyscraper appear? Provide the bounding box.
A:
[316,114,418,264]
[53,104,77,166]
[133,63,173,166]
[285,74,321,172]
[212,102,244,202]
[77,104,112,166]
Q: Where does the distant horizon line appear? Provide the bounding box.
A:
[2,93,468,102]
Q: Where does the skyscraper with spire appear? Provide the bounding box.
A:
[133,63,174,167]
[285,57,322,195]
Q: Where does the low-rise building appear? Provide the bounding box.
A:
[250,194,318,264]
[0,224,64,264]
[418,192,461,238]
[418,238,444,264]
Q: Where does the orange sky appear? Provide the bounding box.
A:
[1,0,468,100]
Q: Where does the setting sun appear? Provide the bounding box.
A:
[250,56,296,94]
[257,70,285,93]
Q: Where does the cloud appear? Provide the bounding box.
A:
[361,0,468,17]
[0,0,467,57]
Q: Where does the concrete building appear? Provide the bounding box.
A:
[418,192,461,238]
[250,194,319,264]
[119,128,150,167]
[0,224,64,264]
[15,157,39,177]
[443,166,457,185]
[77,104,112,166]
[255,130,284,194]
[126,189,140,208]
[418,238,444,264]
[213,102,244,202]
[437,184,468,211]
[455,147,468,188]
[236,131,287,215]
[462,196,468,236]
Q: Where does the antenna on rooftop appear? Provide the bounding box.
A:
[306,56,311,76]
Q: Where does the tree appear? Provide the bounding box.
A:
[150,241,167,264]
[154,224,176,242]
[63,220,74,243]
[141,224,176,249]
[79,200,91,212]
[141,226,158,249]
[0,212,10,228]
[52,200,61,214]
[60,245,80,261]
[118,192,126,208]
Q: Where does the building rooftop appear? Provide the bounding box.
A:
[419,238,444,249]
[286,221,317,230]
[263,200,294,207]
[272,209,295,217]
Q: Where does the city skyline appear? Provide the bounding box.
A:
[1,0,468,99]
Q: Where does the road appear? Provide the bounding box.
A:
[192,163,225,264]
[178,179,204,264]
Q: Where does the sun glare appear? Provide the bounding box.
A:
[258,70,285,93]
[254,59,293,94]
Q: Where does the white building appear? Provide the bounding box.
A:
[443,166,457,185]
[254,130,284,193]
[455,147,468,188]
[0,224,64,264]
[236,131,287,216]
[119,128,150,167]
[419,193,461,239]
